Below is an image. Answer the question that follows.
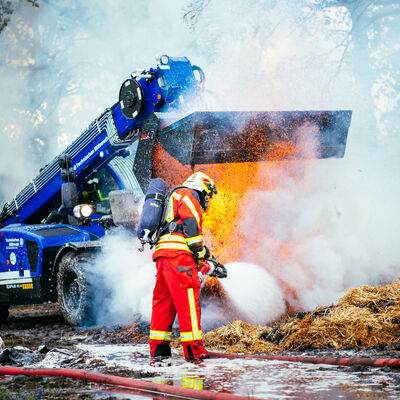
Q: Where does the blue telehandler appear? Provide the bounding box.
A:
[0,56,352,325]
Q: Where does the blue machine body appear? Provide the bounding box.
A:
[1,56,199,227]
[0,223,94,304]
[0,56,203,305]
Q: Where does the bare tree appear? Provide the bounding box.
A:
[315,1,400,138]
[0,0,13,33]
[1,0,39,34]
[183,0,210,30]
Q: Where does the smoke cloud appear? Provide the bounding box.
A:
[1,1,399,325]
[88,230,155,326]
[197,1,400,316]
[221,262,286,325]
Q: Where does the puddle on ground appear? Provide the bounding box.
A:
[69,344,400,399]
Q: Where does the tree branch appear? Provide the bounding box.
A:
[182,0,211,31]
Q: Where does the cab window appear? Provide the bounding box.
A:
[81,168,119,214]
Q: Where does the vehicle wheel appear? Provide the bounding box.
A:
[57,251,96,326]
[0,304,9,324]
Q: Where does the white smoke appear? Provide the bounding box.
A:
[88,231,273,329]
[221,262,286,325]
[231,149,400,313]
[195,2,400,315]
[1,1,399,325]
[88,230,155,325]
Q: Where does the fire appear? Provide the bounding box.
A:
[152,144,261,261]
[152,137,311,309]
[200,276,226,300]
[152,144,303,261]
[118,322,149,343]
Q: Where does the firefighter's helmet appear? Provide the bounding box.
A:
[183,172,217,198]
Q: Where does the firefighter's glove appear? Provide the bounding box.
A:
[198,260,211,275]
[197,271,205,284]
[197,258,204,269]
[189,244,207,266]
[197,260,213,284]
[203,245,211,260]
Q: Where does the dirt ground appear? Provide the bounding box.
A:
[0,304,154,399]
[2,304,400,399]
[0,303,150,349]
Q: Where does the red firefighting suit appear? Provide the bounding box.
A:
[150,187,210,361]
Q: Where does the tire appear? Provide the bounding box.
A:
[57,251,96,326]
[0,304,9,324]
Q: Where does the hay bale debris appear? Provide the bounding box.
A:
[203,279,400,353]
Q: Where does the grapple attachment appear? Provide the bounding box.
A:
[157,111,352,165]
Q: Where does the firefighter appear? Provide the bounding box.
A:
[149,172,224,362]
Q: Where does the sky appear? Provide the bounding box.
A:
[0,0,399,325]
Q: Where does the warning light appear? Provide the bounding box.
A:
[7,260,9,265]
[157,94,161,100]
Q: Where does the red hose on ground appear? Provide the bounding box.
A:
[0,366,262,400]
[209,351,400,368]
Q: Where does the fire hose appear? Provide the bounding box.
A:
[209,351,400,368]
[0,366,263,400]
[2,354,399,399]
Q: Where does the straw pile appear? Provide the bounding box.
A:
[204,320,280,353]
[203,279,400,353]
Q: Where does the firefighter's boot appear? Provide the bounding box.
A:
[150,341,172,360]
[182,340,209,362]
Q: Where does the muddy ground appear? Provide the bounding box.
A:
[2,304,400,399]
[0,304,155,399]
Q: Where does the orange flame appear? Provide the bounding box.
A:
[152,144,303,260]
[152,137,312,309]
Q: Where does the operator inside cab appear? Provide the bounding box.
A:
[81,168,119,214]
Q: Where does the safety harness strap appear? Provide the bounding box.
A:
[159,215,182,236]
[145,192,165,203]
